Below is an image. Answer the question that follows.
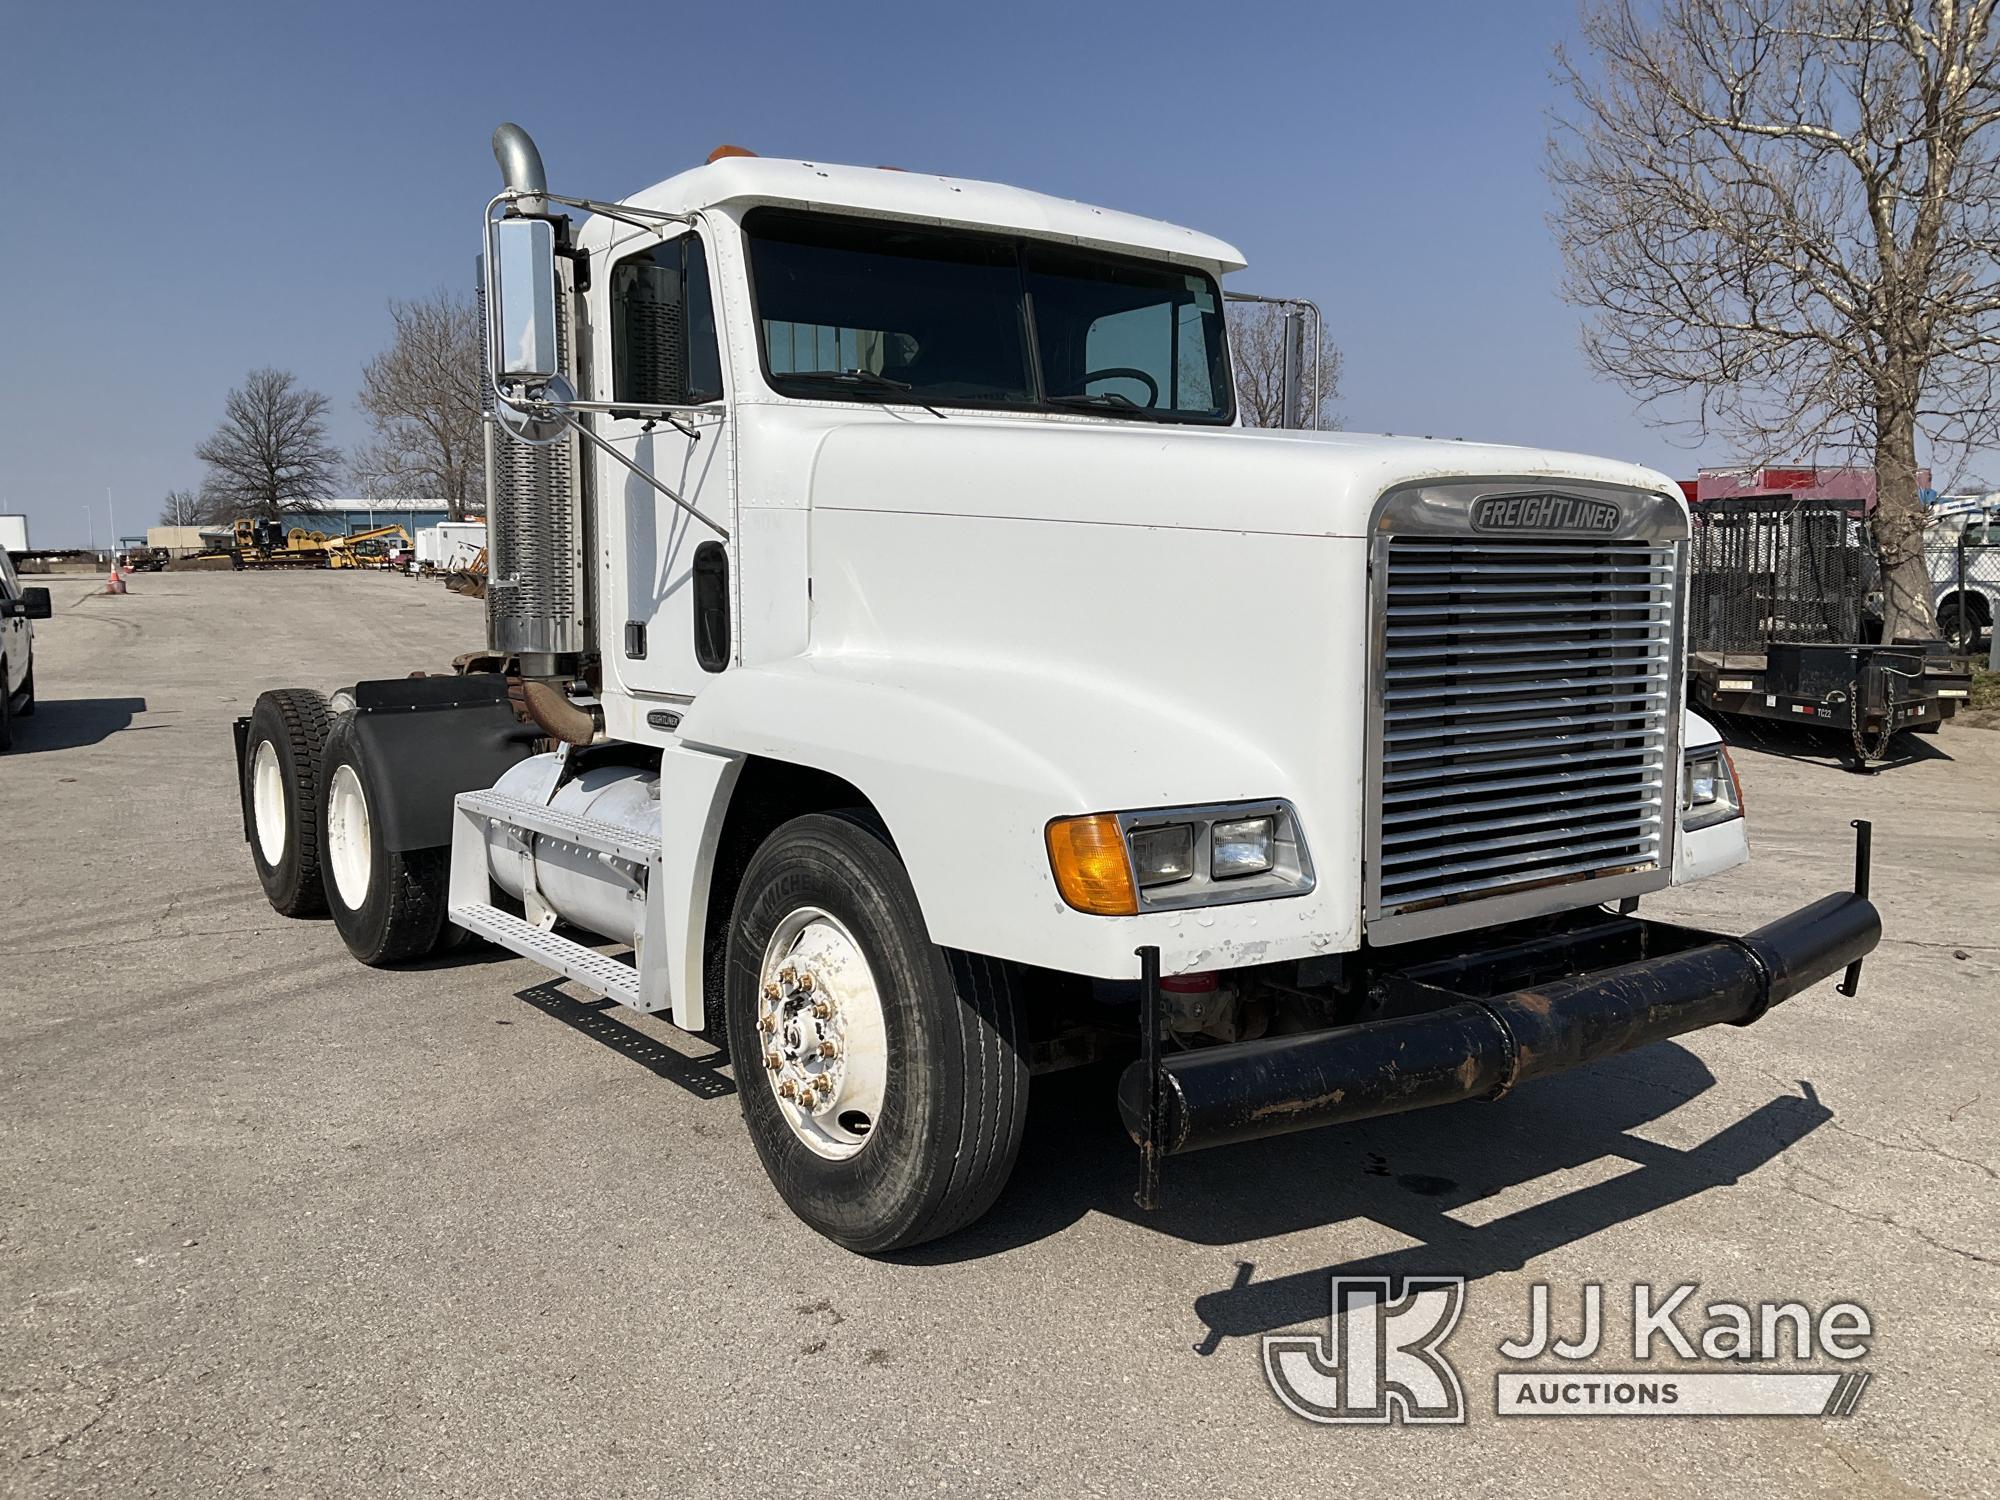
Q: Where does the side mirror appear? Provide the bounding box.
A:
[21,587,51,620]
[490,216,560,387]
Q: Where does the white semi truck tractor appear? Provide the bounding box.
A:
[233,125,1881,1252]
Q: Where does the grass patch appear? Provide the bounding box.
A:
[1973,668,2000,711]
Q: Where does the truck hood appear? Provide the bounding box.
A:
[805,417,1681,536]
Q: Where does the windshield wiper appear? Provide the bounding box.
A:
[782,369,945,418]
[1045,392,1165,420]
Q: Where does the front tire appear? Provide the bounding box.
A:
[15,666,32,717]
[244,688,333,916]
[318,714,450,966]
[725,813,1028,1253]
[1938,598,1985,654]
[0,664,13,752]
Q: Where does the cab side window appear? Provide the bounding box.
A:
[609,234,724,406]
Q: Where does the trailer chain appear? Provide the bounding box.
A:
[1846,658,1923,766]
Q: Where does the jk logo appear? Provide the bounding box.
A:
[1263,1277,1468,1425]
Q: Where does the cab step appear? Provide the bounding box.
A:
[447,900,642,1009]
[454,787,661,864]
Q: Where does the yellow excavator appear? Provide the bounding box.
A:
[205,518,332,568]
[327,524,413,570]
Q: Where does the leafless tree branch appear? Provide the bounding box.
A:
[1549,0,2000,638]
[350,290,485,521]
[195,368,341,523]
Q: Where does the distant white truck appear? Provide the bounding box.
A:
[229,125,1882,1252]
[0,515,28,556]
[1927,504,2000,651]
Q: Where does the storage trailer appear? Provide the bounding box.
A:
[231,126,1880,1252]
[1686,495,1971,765]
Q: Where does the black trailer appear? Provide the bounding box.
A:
[1685,495,1971,766]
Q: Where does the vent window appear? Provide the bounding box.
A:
[610,234,723,406]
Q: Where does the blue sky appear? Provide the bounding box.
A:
[2,0,1741,547]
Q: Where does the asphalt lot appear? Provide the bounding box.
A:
[3,570,1996,1498]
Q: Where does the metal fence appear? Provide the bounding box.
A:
[1923,535,2000,654]
[1688,498,1867,655]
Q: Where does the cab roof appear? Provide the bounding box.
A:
[584,155,1247,272]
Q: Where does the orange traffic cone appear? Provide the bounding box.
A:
[104,565,127,596]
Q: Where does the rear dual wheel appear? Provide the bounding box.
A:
[244,687,451,964]
[318,714,450,966]
[245,688,334,916]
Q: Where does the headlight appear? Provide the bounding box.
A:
[1047,802,1313,914]
[1130,824,1196,887]
[1682,745,1743,831]
[1210,816,1276,878]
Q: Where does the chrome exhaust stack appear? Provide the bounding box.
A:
[491,123,549,216]
[479,123,588,677]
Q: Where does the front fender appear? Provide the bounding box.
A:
[675,654,1355,978]
[1675,708,1749,884]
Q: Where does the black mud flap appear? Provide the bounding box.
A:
[345,676,540,851]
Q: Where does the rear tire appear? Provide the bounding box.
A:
[244,688,333,917]
[725,812,1028,1253]
[318,714,450,966]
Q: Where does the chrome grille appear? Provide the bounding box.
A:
[1370,535,1679,928]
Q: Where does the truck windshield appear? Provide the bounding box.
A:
[743,208,1234,423]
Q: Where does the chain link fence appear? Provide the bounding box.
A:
[1923,530,2000,657]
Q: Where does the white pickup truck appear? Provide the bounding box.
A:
[1928,506,2000,650]
[231,126,1880,1252]
[0,546,52,752]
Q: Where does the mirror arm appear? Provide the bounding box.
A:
[556,411,729,542]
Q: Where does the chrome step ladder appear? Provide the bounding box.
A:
[447,787,671,1014]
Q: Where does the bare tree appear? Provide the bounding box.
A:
[195,368,341,522]
[1230,301,1344,429]
[1549,0,2000,640]
[158,489,202,526]
[350,290,485,520]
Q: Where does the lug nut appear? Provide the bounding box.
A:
[763,982,781,1001]
[764,1050,783,1071]
[777,1079,797,1100]
[796,971,815,993]
[811,1000,833,1020]
[819,1039,839,1059]
[757,1014,777,1034]
[778,966,797,985]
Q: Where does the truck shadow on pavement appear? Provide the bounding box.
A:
[5,695,150,754]
[512,980,736,1101]
[906,1043,1831,1355]
[1719,712,1954,770]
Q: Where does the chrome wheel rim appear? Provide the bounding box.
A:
[251,740,287,866]
[756,908,888,1161]
[325,764,373,910]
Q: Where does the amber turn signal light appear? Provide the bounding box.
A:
[1046,814,1138,916]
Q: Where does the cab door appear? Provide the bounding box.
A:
[594,228,732,703]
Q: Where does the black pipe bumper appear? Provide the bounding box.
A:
[1116,889,1880,1158]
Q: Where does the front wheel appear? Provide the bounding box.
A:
[725,812,1028,1253]
[1938,598,1985,654]
[318,714,450,966]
